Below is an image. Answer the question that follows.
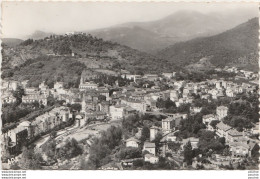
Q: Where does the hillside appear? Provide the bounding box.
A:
[2,38,23,47]
[90,26,173,53]
[2,33,177,87]
[157,18,259,71]
[89,10,256,53]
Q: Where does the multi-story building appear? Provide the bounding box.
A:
[216,106,228,120]
[121,97,146,113]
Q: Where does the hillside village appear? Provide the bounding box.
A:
[1,52,259,170]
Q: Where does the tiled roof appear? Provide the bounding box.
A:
[228,129,243,136]
[216,122,232,131]
[144,142,155,148]
[126,137,140,143]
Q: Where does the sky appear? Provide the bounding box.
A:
[1,2,259,39]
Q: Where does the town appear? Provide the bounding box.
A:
[1,64,259,170]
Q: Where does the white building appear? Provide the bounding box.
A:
[144,154,159,164]
[143,142,156,155]
[216,106,228,120]
[125,137,140,148]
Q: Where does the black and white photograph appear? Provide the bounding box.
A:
[1,1,259,172]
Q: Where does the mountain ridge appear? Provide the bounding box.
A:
[156,17,259,72]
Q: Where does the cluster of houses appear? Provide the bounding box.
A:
[220,66,258,80]
[1,67,258,168]
[1,106,70,155]
[121,102,258,168]
[201,106,259,158]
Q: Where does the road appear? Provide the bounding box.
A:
[35,122,79,148]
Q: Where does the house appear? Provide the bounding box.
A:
[109,104,126,121]
[2,95,16,104]
[161,117,174,133]
[162,72,174,79]
[170,90,179,101]
[216,106,228,120]
[229,140,258,157]
[79,81,98,91]
[226,129,243,143]
[143,142,156,155]
[143,74,158,81]
[100,162,119,170]
[121,97,146,113]
[22,94,48,106]
[190,106,202,114]
[24,87,39,95]
[144,154,159,164]
[226,88,235,97]
[202,114,216,125]
[202,114,217,131]
[126,137,140,148]
[215,122,232,138]
[124,106,137,116]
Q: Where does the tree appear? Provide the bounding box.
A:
[140,126,150,143]
[47,96,56,106]
[20,147,43,170]
[183,141,194,165]
[117,147,142,160]
[153,133,163,153]
[218,137,226,145]
[70,103,82,112]
[12,86,25,105]
[210,120,220,129]
[50,131,57,139]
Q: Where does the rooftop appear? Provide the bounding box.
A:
[144,142,155,148]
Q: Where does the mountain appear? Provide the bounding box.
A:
[90,10,256,53]
[1,33,176,88]
[156,18,259,72]
[2,38,23,47]
[90,26,173,53]
[28,30,55,40]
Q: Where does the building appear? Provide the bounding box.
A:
[215,122,232,138]
[216,106,228,120]
[202,114,217,131]
[2,95,16,104]
[226,129,243,143]
[150,126,160,141]
[162,72,174,79]
[170,90,179,101]
[125,137,140,148]
[24,87,39,95]
[143,142,156,155]
[121,97,146,113]
[229,140,258,157]
[79,77,98,91]
[202,114,216,125]
[143,74,158,81]
[109,104,126,121]
[161,117,174,133]
[22,94,48,106]
[144,154,159,164]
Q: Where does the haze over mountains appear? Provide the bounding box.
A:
[157,17,259,72]
[89,10,257,53]
[21,10,257,53]
[1,10,258,77]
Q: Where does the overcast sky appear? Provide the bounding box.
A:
[1,2,258,39]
